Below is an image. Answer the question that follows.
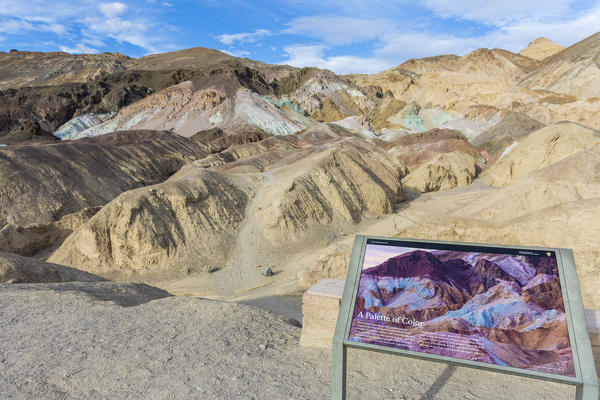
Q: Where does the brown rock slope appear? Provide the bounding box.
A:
[349,48,540,112]
[518,38,565,61]
[482,122,600,186]
[0,130,208,229]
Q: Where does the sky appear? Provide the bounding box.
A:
[1,0,599,74]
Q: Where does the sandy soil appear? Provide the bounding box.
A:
[0,281,575,399]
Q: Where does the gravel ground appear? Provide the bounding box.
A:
[0,282,575,399]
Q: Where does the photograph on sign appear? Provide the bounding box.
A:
[348,241,575,377]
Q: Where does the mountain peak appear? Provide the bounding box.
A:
[518,37,564,61]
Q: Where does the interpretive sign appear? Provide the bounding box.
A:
[332,235,598,399]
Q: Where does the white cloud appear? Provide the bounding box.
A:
[485,5,600,50]
[98,2,127,18]
[0,0,170,54]
[218,29,271,45]
[83,16,157,52]
[162,2,174,6]
[281,44,393,74]
[284,16,395,45]
[59,43,98,54]
[374,32,479,60]
[220,49,251,57]
[422,0,573,25]
[0,18,66,35]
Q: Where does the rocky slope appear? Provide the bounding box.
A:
[0,50,132,89]
[0,130,208,229]
[482,122,600,186]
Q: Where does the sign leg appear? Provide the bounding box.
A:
[576,383,599,400]
[332,340,347,400]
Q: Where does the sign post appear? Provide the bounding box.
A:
[332,235,599,399]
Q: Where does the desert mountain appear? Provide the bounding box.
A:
[0,50,132,89]
[518,38,565,61]
[521,32,600,98]
[1,32,600,309]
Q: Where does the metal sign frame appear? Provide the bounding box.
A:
[332,235,599,399]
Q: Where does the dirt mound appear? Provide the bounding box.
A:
[0,251,106,283]
[256,140,405,244]
[483,122,600,186]
[468,146,600,223]
[50,133,405,289]
[402,151,477,192]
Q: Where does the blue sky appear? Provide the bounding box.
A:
[1,0,599,74]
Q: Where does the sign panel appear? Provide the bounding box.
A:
[347,238,576,377]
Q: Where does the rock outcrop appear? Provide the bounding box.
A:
[402,151,477,192]
[49,167,250,277]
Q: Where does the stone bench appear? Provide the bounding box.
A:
[300,278,600,375]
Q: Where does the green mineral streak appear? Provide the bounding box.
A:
[263,96,305,115]
[402,114,426,131]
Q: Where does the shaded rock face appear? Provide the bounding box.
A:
[402,151,477,192]
[0,207,101,257]
[387,128,482,171]
[0,78,153,144]
[0,130,208,229]
[471,112,545,156]
[49,168,251,276]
